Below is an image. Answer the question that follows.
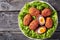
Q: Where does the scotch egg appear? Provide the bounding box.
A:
[37,26,46,34]
[38,15,45,25]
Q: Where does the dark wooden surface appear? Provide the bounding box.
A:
[0,0,60,40]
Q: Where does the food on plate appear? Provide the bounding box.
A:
[29,7,40,17]
[35,26,46,34]
[38,15,45,25]
[23,14,32,26]
[42,8,51,17]
[45,17,53,28]
[29,20,39,30]
[18,1,58,39]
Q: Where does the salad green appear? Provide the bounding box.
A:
[18,1,58,39]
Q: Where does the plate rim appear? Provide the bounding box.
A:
[18,1,58,39]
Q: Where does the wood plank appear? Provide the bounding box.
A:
[42,0,60,11]
[0,12,20,32]
[0,31,59,40]
[0,0,32,11]
[0,0,60,11]
[11,32,60,40]
[0,11,59,32]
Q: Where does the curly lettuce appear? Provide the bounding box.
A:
[18,1,58,39]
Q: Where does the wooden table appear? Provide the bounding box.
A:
[0,0,60,40]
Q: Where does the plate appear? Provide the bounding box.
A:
[18,1,58,39]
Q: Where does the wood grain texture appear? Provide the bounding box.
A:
[0,0,59,40]
[0,0,59,11]
[0,11,59,32]
[0,11,59,40]
[0,0,33,11]
[0,32,59,40]
[0,12,20,32]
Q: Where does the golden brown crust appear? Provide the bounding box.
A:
[23,14,32,26]
[45,17,53,28]
[29,20,39,30]
[42,8,51,17]
[29,7,40,18]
